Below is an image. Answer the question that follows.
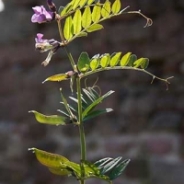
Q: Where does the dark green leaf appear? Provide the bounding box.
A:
[82,90,114,119]
[83,108,113,121]
[127,54,137,66]
[77,52,90,72]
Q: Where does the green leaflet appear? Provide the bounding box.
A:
[77,52,90,72]
[133,58,149,69]
[87,0,95,5]
[29,110,66,125]
[60,2,73,17]
[101,0,111,18]
[42,73,69,83]
[87,24,103,32]
[90,54,100,71]
[100,53,110,67]
[73,9,82,34]
[120,52,131,66]
[112,0,121,14]
[79,0,87,8]
[82,90,114,119]
[127,54,137,66]
[92,4,101,22]
[49,167,71,176]
[72,0,81,9]
[82,6,92,28]
[110,52,121,67]
[64,16,73,40]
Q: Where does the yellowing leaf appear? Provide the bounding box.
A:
[64,16,73,40]
[29,110,66,125]
[82,6,92,28]
[87,24,103,32]
[29,148,69,168]
[92,5,101,22]
[73,9,82,34]
[101,0,111,18]
[49,167,71,176]
[120,52,131,66]
[112,0,121,14]
[110,52,121,66]
[42,73,69,83]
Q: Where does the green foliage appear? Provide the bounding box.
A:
[61,0,127,42]
[29,148,129,181]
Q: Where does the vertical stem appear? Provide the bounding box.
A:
[76,77,86,184]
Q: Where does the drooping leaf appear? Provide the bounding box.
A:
[73,9,82,34]
[110,52,121,66]
[42,73,69,83]
[82,6,92,28]
[133,58,149,69]
[28,148,69,168]
[120,52,131,66]
[64,16,73,40]
[86,24,103,32]
[82,90,114,119]
[101,0,111,18]
[29,110,66,125]
[77,52,90,72]
[100,53,110,68]
[83,108,113,121]
[112,0,121,14]
[92,4,101,22]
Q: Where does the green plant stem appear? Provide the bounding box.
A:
[76,77,86,184]
[57,20,77,72]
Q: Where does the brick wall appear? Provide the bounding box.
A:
[0,0,183,184]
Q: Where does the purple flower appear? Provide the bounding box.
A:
[35,33,60,66]
[31,6,54,23]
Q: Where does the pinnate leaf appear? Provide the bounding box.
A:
[77,52,90,72]
[120,52,131,66]
[101,0,111,18]
[82,6,92,28]
[100,53,110,67]
[92,5,101,22]
[73,9,82,34]
[64,16,73,40]
[133,58,149,69]
[110,52,121,66]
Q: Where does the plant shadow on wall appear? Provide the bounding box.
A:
[28,0,173,184]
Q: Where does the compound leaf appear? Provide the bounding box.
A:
[29,110,66,125]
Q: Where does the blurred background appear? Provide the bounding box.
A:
[0,0,184,184]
